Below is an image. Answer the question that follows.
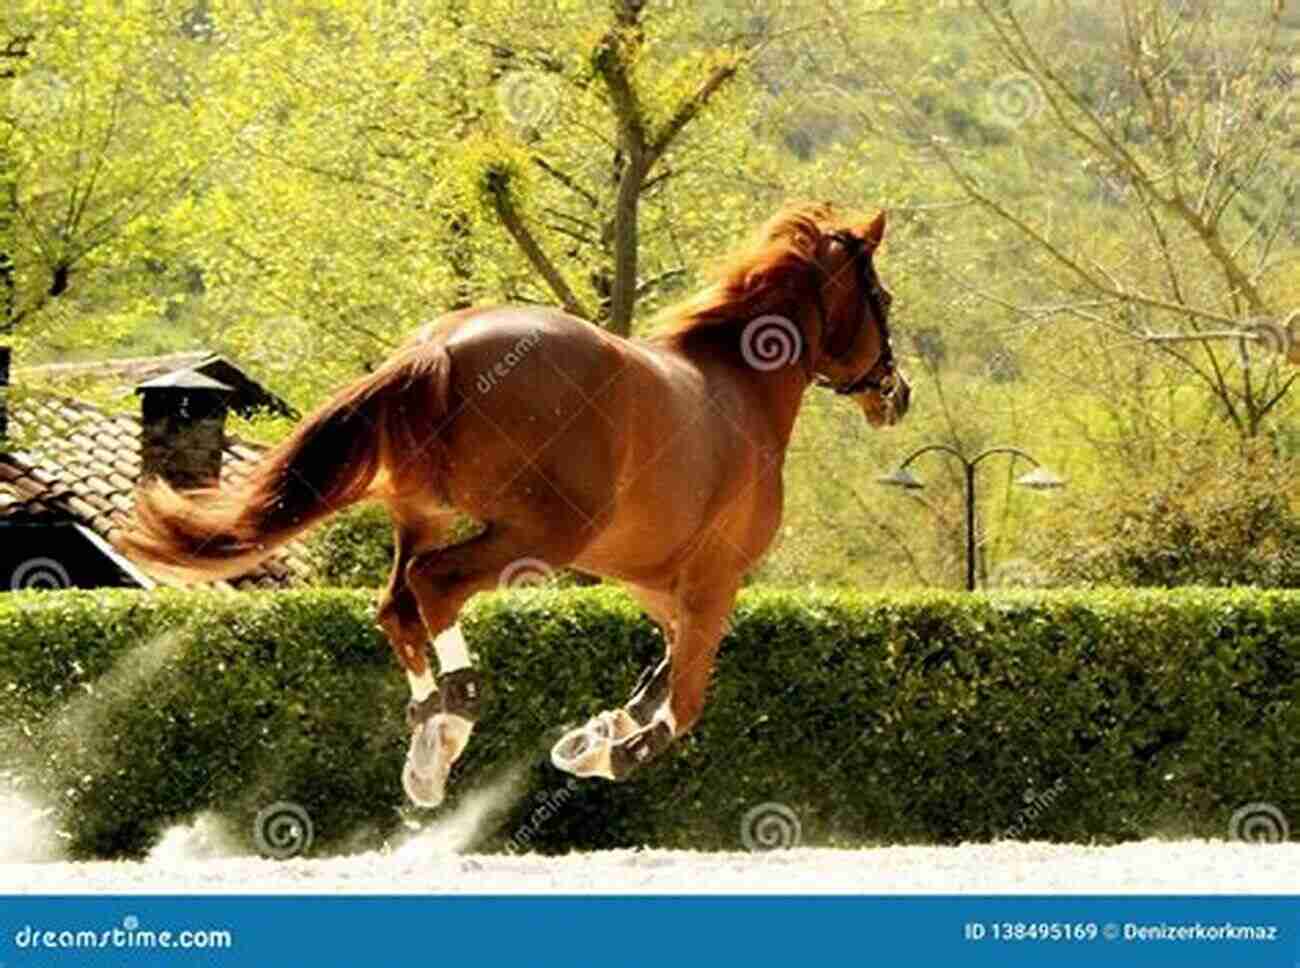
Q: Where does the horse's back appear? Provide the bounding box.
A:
[424,304,768,580]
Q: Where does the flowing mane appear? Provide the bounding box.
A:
[652,200,859,340]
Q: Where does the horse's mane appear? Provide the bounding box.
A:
[652,200,858,341]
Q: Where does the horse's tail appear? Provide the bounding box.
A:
[118,344,450,583]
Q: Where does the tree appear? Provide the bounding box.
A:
[0,29,32,331]
[188,0,806,404]
[0,1,233,351]
[924,0,1300,438]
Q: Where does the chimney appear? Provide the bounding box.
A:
[0,346,9,449]
[134,369,234,489]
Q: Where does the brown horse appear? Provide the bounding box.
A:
[118,201,911,807]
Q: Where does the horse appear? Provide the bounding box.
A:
[118,200,911,808]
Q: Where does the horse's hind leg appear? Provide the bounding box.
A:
[397,519,588,805]
[375,519,474,808]
[552,581,737,781]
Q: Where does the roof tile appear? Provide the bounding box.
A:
[1,391,311,588]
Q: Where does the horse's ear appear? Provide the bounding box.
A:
[862,211,887,249]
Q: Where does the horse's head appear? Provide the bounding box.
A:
[809,211,910,428]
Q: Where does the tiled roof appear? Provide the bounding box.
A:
[0,391,312,589]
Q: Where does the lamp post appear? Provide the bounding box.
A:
[879,445,1065,591]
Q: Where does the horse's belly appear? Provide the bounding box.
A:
[573,489,707,582]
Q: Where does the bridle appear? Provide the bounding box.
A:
[812,231,899,397]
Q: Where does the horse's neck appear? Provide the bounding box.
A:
[665,318,812,449]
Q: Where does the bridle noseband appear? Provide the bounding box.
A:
[812,232,898,397]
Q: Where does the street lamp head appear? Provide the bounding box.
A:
[1015,466,1066,491]
[878,466,925,490]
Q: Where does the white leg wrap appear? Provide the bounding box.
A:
[433,624,473,674]
[652,703,677,736]
[407,669,436,703]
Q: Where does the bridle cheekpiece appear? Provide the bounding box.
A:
[812,231,898,398]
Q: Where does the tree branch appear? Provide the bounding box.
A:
[646,62,739,166]
[486,170,591,320]
[531,156,600,210]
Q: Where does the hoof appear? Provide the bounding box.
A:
[403,757,446,809]
[550,709,638,780]
[403,713,473,808]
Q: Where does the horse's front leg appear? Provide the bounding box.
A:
[551,588,733,781]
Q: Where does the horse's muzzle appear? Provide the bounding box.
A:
[859,372,911,427]
[887,374,911,424]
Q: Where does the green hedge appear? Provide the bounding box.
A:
[0,587,1295,858]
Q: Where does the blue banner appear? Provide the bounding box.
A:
[0,895,1295,966]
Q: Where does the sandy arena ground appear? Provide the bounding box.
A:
[0,784,1293,894]
[1,841,1296,894]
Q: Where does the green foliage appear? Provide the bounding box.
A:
[4,0,1299,591]
[1040,450,1300,588]
[0,586,1294,858]
[304,504,395,588]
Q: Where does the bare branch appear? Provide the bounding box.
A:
[646,62,739,166]
[486,170,591,320]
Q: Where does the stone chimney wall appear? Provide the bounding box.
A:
[136,377,233,489]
